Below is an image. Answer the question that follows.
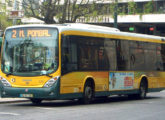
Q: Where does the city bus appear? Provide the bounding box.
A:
[0,23,165,104]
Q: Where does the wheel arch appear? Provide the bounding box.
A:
[80,77,95,104]
[83,77,95,92]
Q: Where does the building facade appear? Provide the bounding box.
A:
[77,0,165,36]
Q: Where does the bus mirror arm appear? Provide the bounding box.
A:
[41,73,52,78]
[6,72,13,77]
[45,74,52,78]
[40,70,52,78]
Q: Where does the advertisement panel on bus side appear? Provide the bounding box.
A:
[109,72,134,90]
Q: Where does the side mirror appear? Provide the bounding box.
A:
[1,33,4,37]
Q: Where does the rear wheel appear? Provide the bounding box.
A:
[138,80,147,99]
[128,80,147,99]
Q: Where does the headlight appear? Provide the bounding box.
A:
[0,76,11,87]
[43,76,59,88]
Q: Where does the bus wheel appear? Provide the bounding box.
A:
[138,80,147,99]
[30,98,42,104]
[82,81,94,104]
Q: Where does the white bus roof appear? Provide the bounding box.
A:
[5,23,165,41]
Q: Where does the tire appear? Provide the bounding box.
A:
[138,80,147,99]
[81,81,94,104]
[30,98,42,104]
[128,80,147,99]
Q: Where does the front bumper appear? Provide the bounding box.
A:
[0,79,60,100]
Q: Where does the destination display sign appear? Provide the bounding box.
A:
[11,29,51,38]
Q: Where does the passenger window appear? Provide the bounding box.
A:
[61,36,78,74]
[144,42,156,70]
[130,41,145,70]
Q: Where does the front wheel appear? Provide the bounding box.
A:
[30,98,42,104]
[80,81,94,104]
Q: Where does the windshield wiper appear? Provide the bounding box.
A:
[44,73,52,78]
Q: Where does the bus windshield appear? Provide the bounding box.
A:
[1,27,59,76]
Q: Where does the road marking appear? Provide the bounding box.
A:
[147,102,154,104]
[0,112,20,116]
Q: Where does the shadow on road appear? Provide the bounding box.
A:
[14,95,161,107]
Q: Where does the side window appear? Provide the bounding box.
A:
[98,46,109,70]
[130,41,145,70]
[160,44,165,70]
[144,42,157,71]
[78,45,98,70]
[156,44,163,71]
[61,35,78,74]
[116,40,130,70]
[78,37,102,70]
[98,38,109,70]
[104,38,117,70]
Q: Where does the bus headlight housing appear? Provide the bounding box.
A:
[0,76,11,87]
[43,76,59,88]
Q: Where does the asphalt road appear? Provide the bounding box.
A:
[0,91,165,120]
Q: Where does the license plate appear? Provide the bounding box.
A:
[20,94,33,98]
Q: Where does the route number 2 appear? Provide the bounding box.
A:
[12,30,17,38]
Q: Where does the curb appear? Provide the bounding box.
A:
[0,98,30,104]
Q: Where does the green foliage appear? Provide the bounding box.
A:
[144,0,154,14]
[139,12,144,21]
[109,2,115,16]
[128,1,137,15]
[118,5,125,15]
[0,14,12,31]
[22,0,102,24]
[109,1,125,17]
[0,1,12,30]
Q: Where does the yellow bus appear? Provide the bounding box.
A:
[0,23,165,104]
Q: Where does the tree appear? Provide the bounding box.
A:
[128,1,137,15]
[0,1,12,31]
[0,14,12,31]
[144,0,154,14]
[22,0,98,24]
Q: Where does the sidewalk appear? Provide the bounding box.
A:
[0,98,29,104]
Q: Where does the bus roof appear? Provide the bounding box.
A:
[5,23,165,42]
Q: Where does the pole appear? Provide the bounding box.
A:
[13,0,17,25]
[114,0,118,28]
